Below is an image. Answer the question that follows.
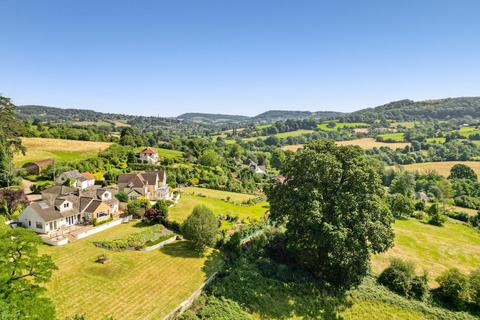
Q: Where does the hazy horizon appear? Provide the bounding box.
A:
[2,0,480,117]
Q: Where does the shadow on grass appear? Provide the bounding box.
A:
[160,241,204,258]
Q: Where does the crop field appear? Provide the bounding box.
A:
[241,129,315,142]
[372,219,480,282]
[458,126,480,137]
[170,187,268,222]
[40,222,221,320]
[281,138,410,152]
[376,132,405,142]
[393,161,480,177]
[14,137,112,165]
[317,122,369,131]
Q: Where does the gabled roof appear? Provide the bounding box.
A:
[23,159,54,168]
[42,185,76,196]
[29,199,78,222]
[83,199,103,214]
[118,171,165,188]
[81,172,95,180]
[59,170,82,180]
[140,147,157,155]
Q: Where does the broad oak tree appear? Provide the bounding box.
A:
[267,140,394,289]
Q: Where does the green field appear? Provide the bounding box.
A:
[372,219,480,282]
[170,187,268,222]
[389,121,417,129]
[317,122,369,131]
[458,126,480,137]
[256,124,272,129]
[73,121,113,127]
[14,137,112,165]
[376,132,405,142]
[426,137,446,143]
[135,147,183,160]
[41,222,221,320]
[241,129,315,142]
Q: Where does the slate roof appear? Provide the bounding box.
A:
[42,186,76,196]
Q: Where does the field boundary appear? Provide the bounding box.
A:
[163,272,218,320]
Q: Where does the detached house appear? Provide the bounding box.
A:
[139,147,159,164]
[117,171,172,201]
[18,187,119,234]
[56,170,95,190]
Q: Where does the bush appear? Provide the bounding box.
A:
[378,258,429,300]
[30,180,54,193]
[469,268,480,308]
[427,203,447,226]
[436,268,470,310]
[92,217,112,226]
[115,192,129,203]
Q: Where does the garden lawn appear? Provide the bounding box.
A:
[372,219,480,282]
[40,222,221,320]
[170,188,268,223]
[393,161,480,177]
[14,137,112,165]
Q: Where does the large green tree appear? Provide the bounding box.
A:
[0,228,57,319]
[267,140,394,289]
[182,205,218,253]
[448,163,478,181]
[0,96,25,187]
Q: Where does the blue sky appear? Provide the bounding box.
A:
[1,0,480,117]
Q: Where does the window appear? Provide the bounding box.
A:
[64,203,69,208]
[28,220,31,227]
[97,211,109,218]
[36,222,43,229]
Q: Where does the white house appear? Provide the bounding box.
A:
[139,147,159,164]
[55,170,95,190]
[17,197,81,234]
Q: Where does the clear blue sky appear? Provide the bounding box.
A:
[1,0,480,117]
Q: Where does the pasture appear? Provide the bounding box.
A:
[426,137,446,143]
[281,138,410,152]
[170,187,268,223]
[241,129,315,142]
[372,219,480,282]
[14,137,112,165]
[41,222,221,320]
[458,126,480,137]
[393,161,480,177]
[317,122,369,131]
[376,132,405,142]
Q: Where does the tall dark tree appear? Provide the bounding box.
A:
[0,228,57,319]
[267,140,394,289]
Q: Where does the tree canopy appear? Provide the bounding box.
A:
[267,140,394,289]
[182,205,218,253]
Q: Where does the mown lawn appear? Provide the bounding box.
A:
[41,222,221,320]
[170,188,268,223]
[393,161,480,177]
[14,137,112,165]
[372,219,480,282]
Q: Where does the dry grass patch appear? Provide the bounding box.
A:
[14,137,112,165]
[393,161,480,177]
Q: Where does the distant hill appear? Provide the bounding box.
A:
[349,97,480,121]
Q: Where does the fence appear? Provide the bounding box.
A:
[162,272,218,320]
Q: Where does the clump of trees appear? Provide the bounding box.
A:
[182,205,218,253]
[267,140,394,289]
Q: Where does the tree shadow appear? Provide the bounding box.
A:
[160,241,204,258]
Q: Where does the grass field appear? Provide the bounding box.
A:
[135,147,183,160]
[376,132,406,142]
[426,137,446,143]
[241,129,315,142]
[317,122,369,131]
[41,222,221,320]
[458,126,480,137]
[281,138,410,152]
[14,137,112,165]
[389,121,417,129]
[170,187,268,222]
[372,219,480,282]
[393,161,480,177]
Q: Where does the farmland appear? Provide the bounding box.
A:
[169,187,268,223]
[317,122,369,131]
[376,132,406,142]
[13,137,112,165]
[393,161,480,177]
[241,129,315,142]
[281,138,410,152]
[136,146,183,160]
[40,222,221,320]
[372,219,480,282]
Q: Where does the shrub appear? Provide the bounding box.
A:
[436,268,469,310]
[378,258,429,300]
[388,193,415,218]
[182,205,218,253]
[469,268,480,308]
[115,192,129,203]
[92,217,112,226]
[427,202,447,226]
[30,180,54,193]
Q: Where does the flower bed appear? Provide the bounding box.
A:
[93,225,174,251]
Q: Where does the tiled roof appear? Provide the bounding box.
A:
[140,147,157,155]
